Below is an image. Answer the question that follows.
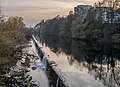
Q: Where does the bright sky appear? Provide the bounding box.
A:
[2,0,97,26]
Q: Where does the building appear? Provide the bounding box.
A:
[95,7,113,24]
[113,9,120,33]
[74,5,93,21]
[94,0,120,32]
[95,7,120,33]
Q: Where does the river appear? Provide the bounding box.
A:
[37,35,120,87]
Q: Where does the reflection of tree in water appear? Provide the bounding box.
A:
[71,40,120,87]
[40,36,120,87]
[88,58,120,87]
[42,36,72,55]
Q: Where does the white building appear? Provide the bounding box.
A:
[95,7,120,33]
[74,5,93,21]
[95,7,113,24]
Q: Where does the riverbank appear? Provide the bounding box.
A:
[25,40,49,87]
[0,40,49,87]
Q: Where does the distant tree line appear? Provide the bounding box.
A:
[34,7,119,42]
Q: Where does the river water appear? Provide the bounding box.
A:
[37,35,120,87]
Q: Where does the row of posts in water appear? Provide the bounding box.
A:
[32,35,68,87]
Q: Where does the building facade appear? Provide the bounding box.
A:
[74,5,93,21]
[95,7,120,33]
[95,7,114,24]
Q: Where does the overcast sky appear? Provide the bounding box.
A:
[2,0,97,26]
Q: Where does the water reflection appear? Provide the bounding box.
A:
[39,35,120,87]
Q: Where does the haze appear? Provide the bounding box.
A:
[2,0,97,26]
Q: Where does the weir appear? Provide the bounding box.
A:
[32,35,69,87]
